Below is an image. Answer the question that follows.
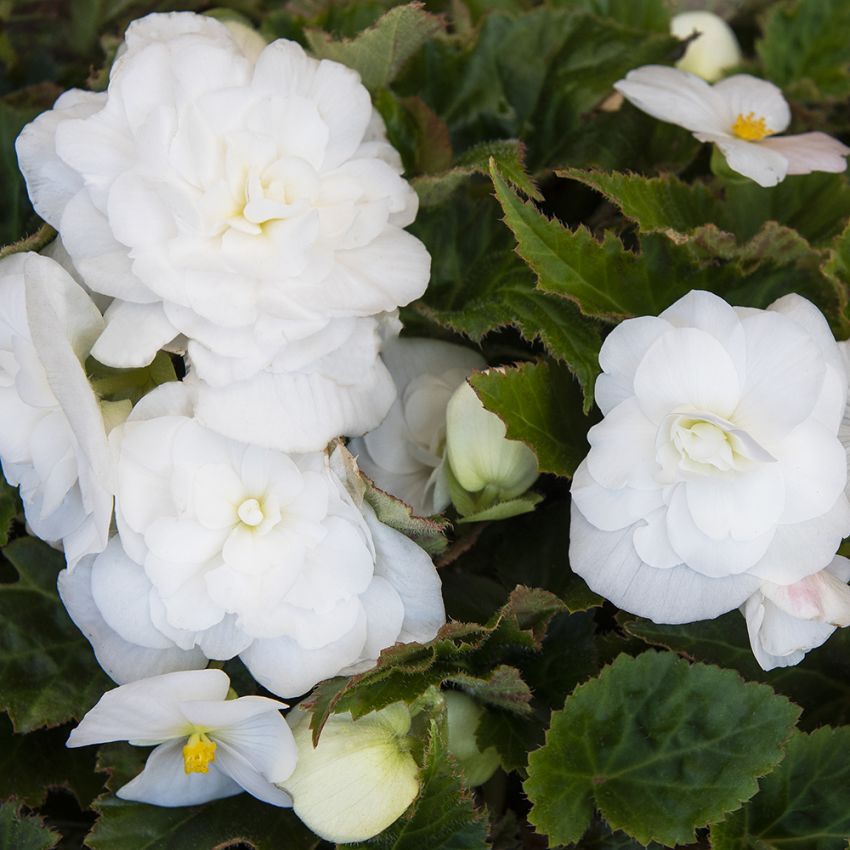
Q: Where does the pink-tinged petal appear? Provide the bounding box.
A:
[91,300,178,368]
[696,133,788,187]
[666,484,775,577]
[759,132,850,175]
[570,504,759,623]
[585,397,659,490]
[762,564,850,627]
[614,65,727,134]
[775,420,847,524]
[733,310,824,443]
[67,669,228,747]
[58,559,207,686]
[571,459,662,532]
[742,593,835,672]
[712,74,791,134]
[633,327,741,422]
[116,739,242,807]
[748,494,850,585]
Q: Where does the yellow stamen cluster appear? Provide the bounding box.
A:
[183,732,217,774]
[731,112,771,142]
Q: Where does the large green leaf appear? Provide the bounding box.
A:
[0,714,104,808]
[625,613,850,730]
[305,3,443,90]
[0,537,112,732]
[712,727,850,850]
[306,587,566,742]
[0,802,59,850]
[470,360,590,478]
[757,0,850,101]
[524,651,801,847]
[348,719,489,850]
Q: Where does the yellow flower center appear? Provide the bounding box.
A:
[182,732,217,774]
[731,112,772,142]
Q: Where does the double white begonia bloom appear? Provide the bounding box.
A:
[615,66,850,187]
[67,669,296,807]
[283,702,419,842]
[671,11,741,83]
[742,556,850,671]
[349,337,486,516]
[570,290,850,629]
[59,384,445,697]
[16,12,429,451]
[0,252,117,569]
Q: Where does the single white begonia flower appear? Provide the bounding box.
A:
[67,669,296,807]
[348,337,486,515]
[59,384,445,697]
[743,556,850,671]
[282,702,419,843]
[570,290,850,631]
[0,252,117,569]
[614,65,850,187]
[445,379,539,507]
[671,11,742,83]
[444,691,499,787]
[16,12,429,450]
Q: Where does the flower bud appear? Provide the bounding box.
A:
[671,11,742,82]
[283,703,419,844]
[444,692,500,787]
[445,380,538,509]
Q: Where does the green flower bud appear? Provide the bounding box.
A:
[445,691,500,787]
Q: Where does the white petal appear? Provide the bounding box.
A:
[569,504,759,623]
[697,133,789,187]
[381,336,486,390]
[712,74,791,134]
[632,506,683,569]
[91,301,178,368]
[614,65,727,133]
[67,668,228,747]
[213,742,293,806]
[58,559,207,685]
[759,132,850,175]
[116,739,242,807]
[357,575,405,661]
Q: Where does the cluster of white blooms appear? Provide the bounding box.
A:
[571,290,850,670]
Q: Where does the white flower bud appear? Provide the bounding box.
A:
[444,691,499,787]
[671,11,742,82]
[445,380,538,506]
[283,703,419,843]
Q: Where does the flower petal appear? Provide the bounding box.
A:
[759,132,850,175]
[712,74,791,134]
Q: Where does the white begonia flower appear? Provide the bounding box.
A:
[59,383,445,697]
[67,669,296,807]
[444,691,499,787]
[671,11,742,83]
[742,556,850,672]
[570,290,850,628]
[614,65,850,187]
[445,379,539,505]
[348,337,486,516]
[0,252,118,569]
[282,702,419,843]
[16,12,429,450]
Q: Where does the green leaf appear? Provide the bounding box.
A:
[625,612,850,731]
[412,140,540,207]
[0,802,59,850]
[524,651,801,847]
[712,727,850,850]
[348,719,489,850]
[0,98,42,247]
[491,160,737,321]
[474,707,542,774]
[757,0,850,101]
[87,351,178,405]
[305,3,444,90]
[454,492,543,524]
[0,475,19,548]
[470,360,590,478]
[0,714,104,808]
[0,536,112,732]
[306,586,567,742]
[570,0,670,33]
